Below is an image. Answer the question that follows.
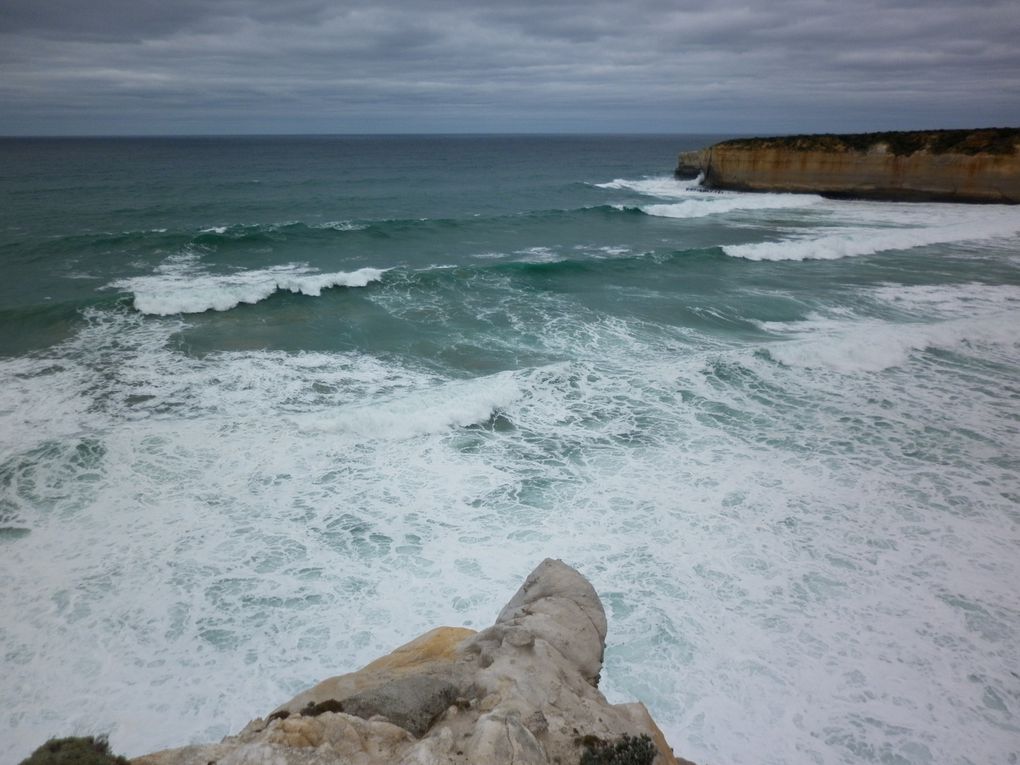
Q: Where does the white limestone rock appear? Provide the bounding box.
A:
[129,559,684,765]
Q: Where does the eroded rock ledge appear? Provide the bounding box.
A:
[676,128,1020,203]
[124,559,690,765]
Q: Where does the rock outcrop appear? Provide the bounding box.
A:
[128,559,689,765]
[677,128,1020,203]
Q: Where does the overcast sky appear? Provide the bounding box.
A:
[1,0,1018,135]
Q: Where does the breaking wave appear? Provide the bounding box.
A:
[293,371,522,439]
[111,258,387,316]
[723,207,1020,261]
[595,175,823,219]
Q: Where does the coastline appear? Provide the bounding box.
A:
[677,128,1020,203]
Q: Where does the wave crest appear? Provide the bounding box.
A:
[112,261,387,316]
[724,208,1020,261]
[643,193,821,219]
[595,175,822,219]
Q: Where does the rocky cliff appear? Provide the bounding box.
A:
[676,128,1020,203]
[25,560,689,765]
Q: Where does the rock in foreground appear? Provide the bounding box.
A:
[130,559,688,765]
[676,128,1020,203]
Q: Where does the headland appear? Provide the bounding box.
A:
[21,560,690,765]
[676,128,1020,203]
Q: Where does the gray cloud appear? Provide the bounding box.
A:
[1,0,1017,134]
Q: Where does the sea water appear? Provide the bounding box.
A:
[1,135,1018,764]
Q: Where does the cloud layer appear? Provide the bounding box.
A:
[2,0,1018,134]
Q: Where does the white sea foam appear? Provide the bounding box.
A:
[724,205,1020,260]
[762,314,1018,372]
[643,193,822,219]
[595,176,706,198]
[313,220,367,231]
[294,371,521,439]
[757,280,1020,372]
[112,261,387,315]
[513,246,561,262]
[597,175,823,219]
[198,220,352,236]
[3,253,1020,765]
[589,245,631,257]
[1,312,1018,765]
[870,281,1020,317]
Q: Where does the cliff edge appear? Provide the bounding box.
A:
[676,128,1020,203]
[24,560,691,765]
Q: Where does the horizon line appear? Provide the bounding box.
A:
[2,126,1012,140]
[0,130,749,140]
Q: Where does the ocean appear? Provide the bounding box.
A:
[1,135,1018,765]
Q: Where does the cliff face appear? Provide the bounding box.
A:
[677,129,1020,203]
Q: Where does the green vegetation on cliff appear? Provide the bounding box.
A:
[579,734,657,765]
[19,737,128,765]
[718,128,1020,157]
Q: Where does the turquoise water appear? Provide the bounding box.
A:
[1,136,1019,764]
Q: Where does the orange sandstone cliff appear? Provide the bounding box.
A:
[676,128,1020,203]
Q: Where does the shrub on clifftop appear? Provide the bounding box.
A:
[579,733,657,765]
[718,127,1020,156]
[19,736,128,765]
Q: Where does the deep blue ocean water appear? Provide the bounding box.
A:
[1,135,1019,764]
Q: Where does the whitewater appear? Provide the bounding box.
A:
[0,135,1018,765]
